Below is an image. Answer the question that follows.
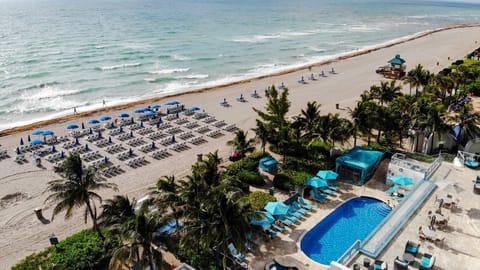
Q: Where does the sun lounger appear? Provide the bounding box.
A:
[292,201,309,214]
[287,208,303,219]
[373,260,387,270]
[311,189,327,203]
[203,116,216,123]
[394,256,409,270]
[227,243,245,262]
[319,186,335,195]
[270,223,285,232]
[298,197,314,210]
[327,183,340,191]
[386,185,400,195]
[419,253,435,270]
[277,217,293,226]
[223,124,237,132]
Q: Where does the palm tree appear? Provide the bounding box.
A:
[227,129,257,157]
[99,195,136,229]
[404,64,427,96]
[109,212,164,270]
[252,120,269,154]
[370,80,402,105]
[293,101,321,139]
[45,154,118,239]
[149,175,183,232]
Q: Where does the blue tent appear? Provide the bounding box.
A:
[189,106,201,111]
[335,147,383,185]
[134,108,145,113]
[259,157,278,173]
[119,113,129,118]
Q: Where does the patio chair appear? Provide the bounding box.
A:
[404,241,420,257]
[419,253,435,270]
[291,201,309,215]
[393,257,409,270]
[372,260,388,270]
[227,243,246,262]
[277,217,294,226]
[298,197,314,210]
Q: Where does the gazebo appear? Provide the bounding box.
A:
[385,54,406,79]
[335,147,384,185]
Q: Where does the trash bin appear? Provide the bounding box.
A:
[269,187,274,195]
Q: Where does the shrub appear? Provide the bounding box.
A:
[237,170,265,186]
[291,171,314,187]
[245,191,277,212]
[12,249,51,270]
[246,151,268,162]
[273,173,292,191]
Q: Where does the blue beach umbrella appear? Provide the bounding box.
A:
[88,119,100,124]
[30,139,44,145]
[307,177,328,188]
[391,175,414,187]
[144,111,155,117]
[32,130,44,135]
[16,147,20,155]
[140,121,144,128]
[134,108,145,113]
[98,131,102,138]
[250,211,275,227]
[27,135,31,142]
[151,104,161,109]
[60,151,64,159]
[51,145,56,153]
[316,170,339,180]
[189,106,201,111]
[85,144,89,152]
[108,136,112,144]
[43,130,55,136]
[104,156,109,164]
[165,101,180,105]
[75,137,79,145]
[20,138,24,145]
[119,113,129,118]
[66,123,79,129]
[89,128,93,135]
[264,202,290,216]
[130,117,134,124]
[100,115,112,121]
[142,107,150,111]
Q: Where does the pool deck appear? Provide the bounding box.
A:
[246,160,480,270]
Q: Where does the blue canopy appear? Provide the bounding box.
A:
[30,139,44,145]
[158,220,183,235]
[42,130,55,136]
[189,106,201,111]
[388,54,406,65]
[151,104,161,109]
[307,177,328,188]
[391,175,414,186]
[134,108,145,113]
[32,130,44,135]
[165,101,180,105]
[264,202,289,216]
[142,107,150,111]
[88,119,100,124]
[144,111,155,117]
[66,123,79,129]
[250,211,275,227]
[99,115,112,121]
[316,170,338,180]
[119,113,129,118]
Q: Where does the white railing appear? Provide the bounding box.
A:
[337,240,361,265]
[424,153,443,180]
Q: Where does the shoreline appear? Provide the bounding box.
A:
[1,23,478,136]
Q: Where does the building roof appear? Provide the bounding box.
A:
[388,54,406,65]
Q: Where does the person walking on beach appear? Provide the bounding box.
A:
[102,99,106,108]
[73,107,77,115]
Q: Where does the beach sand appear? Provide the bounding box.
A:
[0,25,479,268]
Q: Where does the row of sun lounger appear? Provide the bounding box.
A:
[0,149,8,159]
[138,144,155,153]
[157,123,172,130]
[212,120,226,127]
[223,124,237,131]
[68,145,86,155]
[125,156,146,167]
[184,122,199,129]
[150,149,171,159]
[147,131,167,140]
[126,138,145,147]
[117,133,132,141]
[165,127,182,134]
[105,144,125,154]
[45,152,63,162]
[70,129,90,138]
[193,112,208,119]
[94,138,110,147]
[128,123,142,130]
[174,117,189,125]
[116,151,133,161]
[62,141,78,149]
[137,127,154,135]
[165,114,178,121]
[86,134,101,142]
[88,158,106,168]
[108,128,123,136]
[177,131,194,140]
[171,142,189,152]
[158,137,176,146]
[189,136,205,145]
[195,125,210,133]
[17,144,42,153]
[207,130,222,138]
[14,154,26,163]
[81,151,101,161]
[100,165,123,177]
[203,116,216,123]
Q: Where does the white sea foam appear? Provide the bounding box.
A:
[172,54,190,61]
[20,86,80,101]
[232,29,323,43]
[99,63,142,71]
[148,68,190,75]
[179,74,209,79]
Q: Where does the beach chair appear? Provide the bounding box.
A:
[271,223,285,232]
[419,253,435,270]
[227,243,246,262]
[394,257,409,270]
[319,186,335,195]
[291,201,309,215]
[277,217,293,226]
[311,189,327,203]
[298,197,314,210]
[287,207,303,219]
[373,260,387,270]
[404,241,420,257]
[327,183,340,191]
[280,213,298,223]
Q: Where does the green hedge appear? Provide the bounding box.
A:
[245,191,277,212]
[237,170,265,186]
[12,230,106,270]
[273,173,292,191]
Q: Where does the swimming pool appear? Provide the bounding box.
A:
[301,196,391,265]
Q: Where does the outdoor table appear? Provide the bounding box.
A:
[433,213,445,222]
[442,197,453,204]
[402,253,415,265]
[422,227,438,240]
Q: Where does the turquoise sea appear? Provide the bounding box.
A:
[0,0,479,130]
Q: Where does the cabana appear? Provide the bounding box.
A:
[259,157,278,173]
[335,147,383,185]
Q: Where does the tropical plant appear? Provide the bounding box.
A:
[370,80,402,105]
[149,175,183,232]
[227,129,257,157]
[99,195,136,230]
[252,120,269,154]
[45,154,118,239]
[292,101,322,139]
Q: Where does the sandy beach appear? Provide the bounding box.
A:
[1,25,479,268]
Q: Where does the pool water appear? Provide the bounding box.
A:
[301,197,391,265]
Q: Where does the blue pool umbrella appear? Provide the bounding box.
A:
[307,177,328,188]
[20,138,24,145]
[88,119,100,124]
[89,128,93,135]
[104,156,109,164]
[119,113,129,118]
[85,144,89,152]
[51,145,56,153]
[129,148,133,156]
[42,130,55,136]
[144,111,155,117]
[32,130,44,135]
[142,107,150,111]
[30,139,44,145]
[16,147,20,155]
[60,151,64,159]
[100,115,112,121]
[27,135,31,142]
[264,202,289,216]
[66,123,79,129]
[134,108,145,113]
[316,170,339,180]
[165,101,180,105]
[250,211,275,227]
[108,136,112,144]
[391,175,414,186]
[151,104,161,109]
[75,137,79,145]
[189,106,201,111]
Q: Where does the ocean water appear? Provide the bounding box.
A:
[0,0,479,130]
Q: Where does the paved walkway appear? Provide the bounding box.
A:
[360,180,436,256]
